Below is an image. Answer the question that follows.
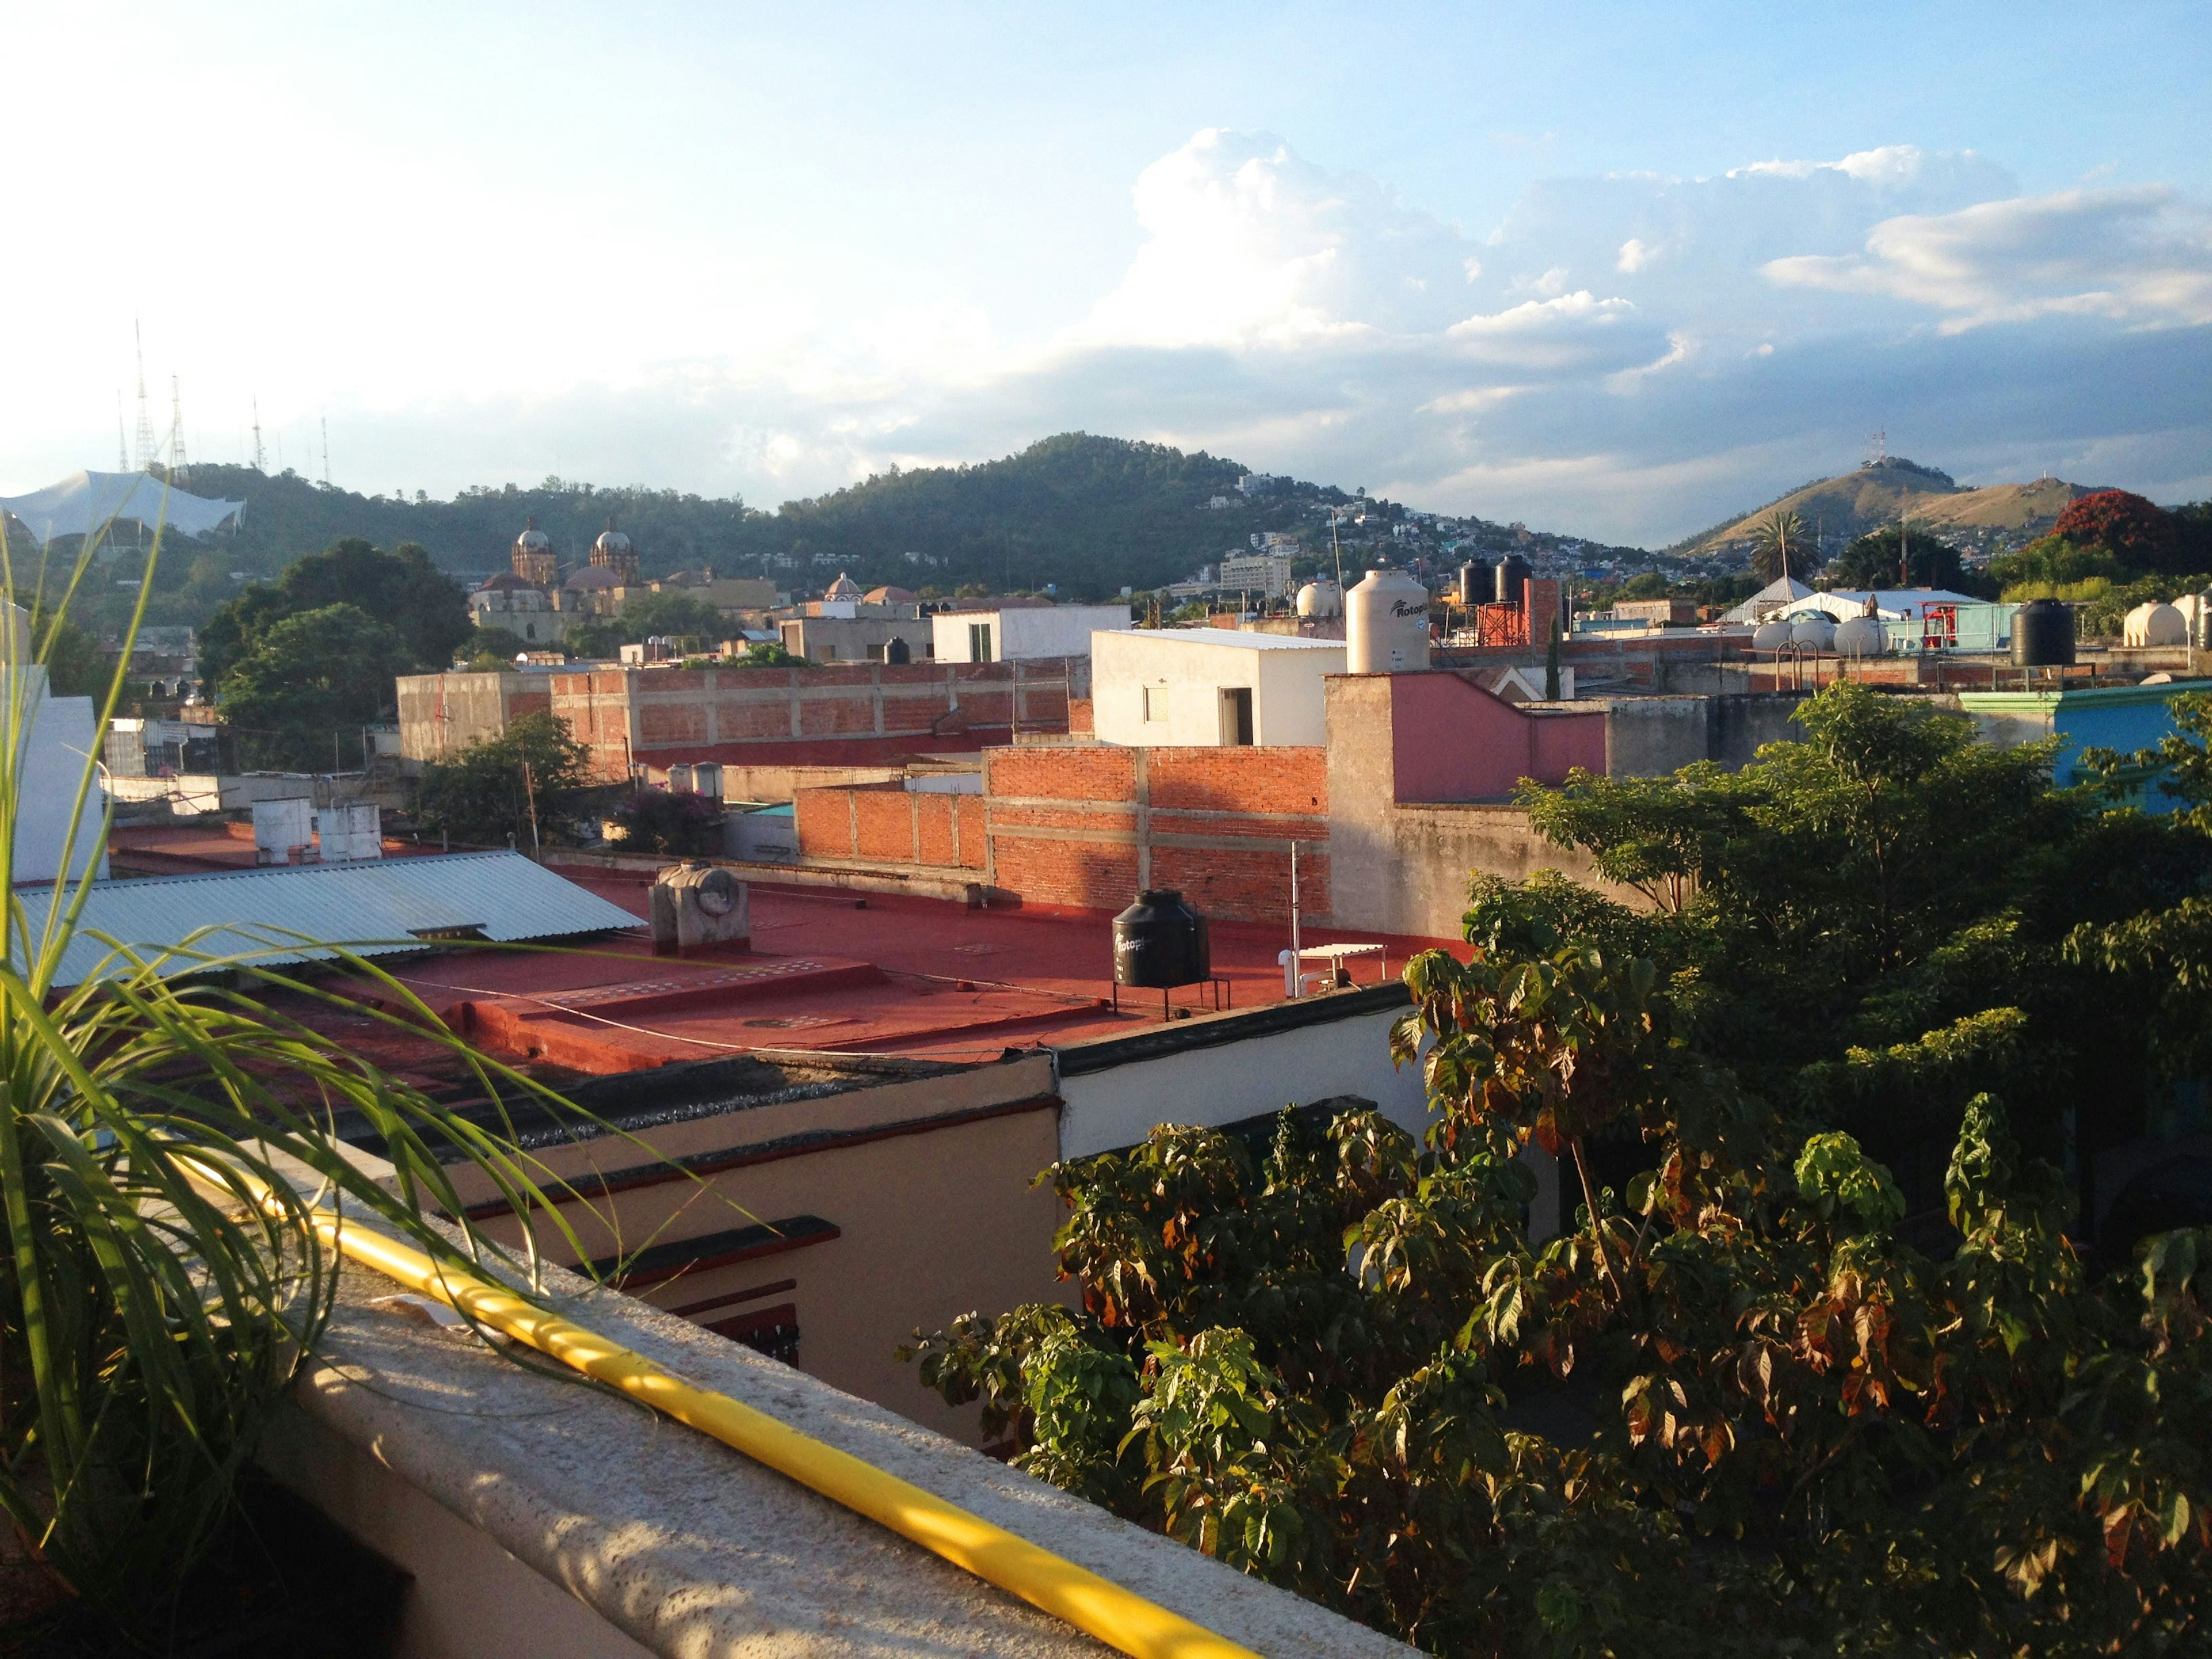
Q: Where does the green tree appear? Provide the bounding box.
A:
[414,711,593,847]
[1745,508,1811,584]
[202,537,468,685]
[215,603,409,771]
[1828,523,1965,589]
[619,590,727,642]
[609,787,722,855]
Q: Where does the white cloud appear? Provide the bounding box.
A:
[1764,186,2212,332]
[1617,238,1655,272]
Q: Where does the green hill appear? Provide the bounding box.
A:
[105,436,1338,609]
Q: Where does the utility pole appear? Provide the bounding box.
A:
[522,757,541,855]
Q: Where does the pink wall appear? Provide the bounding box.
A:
[1388,673,1605,802]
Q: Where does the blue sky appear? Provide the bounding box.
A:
[5,1,2207,543]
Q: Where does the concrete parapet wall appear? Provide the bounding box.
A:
[260,1203,1414,1659]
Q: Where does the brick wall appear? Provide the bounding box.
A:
[794,785,986,871]
[983,745,1326,921]
[789,745,1327,922]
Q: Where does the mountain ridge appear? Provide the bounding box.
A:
[1672,457,2101,555]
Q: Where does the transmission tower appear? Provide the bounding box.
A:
[1864,429,1888,468]
[251,396,266,472]
[169,376,191,487]
[320,414,331,487]
[116,391,129,471]
[132,320,158,472]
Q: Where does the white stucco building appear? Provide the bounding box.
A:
[1090,627,1346,748]
[9,665,108,886]
[930,604,1132,663]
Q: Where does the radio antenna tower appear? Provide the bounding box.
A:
[1864,428,1888,468]
[320,414,331,487]
[132,320,158,472]
[251,396,266,472]
[116,391,129,471]
[169,376,191,487]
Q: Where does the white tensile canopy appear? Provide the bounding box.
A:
[0,471,245,544]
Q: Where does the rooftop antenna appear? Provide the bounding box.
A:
[132,320,158,472]
[320,414,331,488]
[168,375,191,488]
[251,396,266,472]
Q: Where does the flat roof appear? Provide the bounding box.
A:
[1105,627,1346,651]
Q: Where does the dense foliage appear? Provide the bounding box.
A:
[214,604,412,772]
[2054,491,2183,573]
[202,536,470,687]
[1745,509,1812,584]
[412,712,594,848]
[1827,524,1968,592]
[905,684,2212,1656]
[609,786,723,855]
[1990,493,2210,634]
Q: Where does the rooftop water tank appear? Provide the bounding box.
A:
[1834,615,1887,658]
[1296,579,1342,619]
[1494,555,1532,607]
[2012,598,2075,666]
[2173,592,2210,648]
[1458,562,1484,607]
[1751,619,1791,652]
[1112,890,1211,988]
[1790,616,1836,651]
[2124,601,2188,648]
[884,635,912,665]
[1346,566,1431,673]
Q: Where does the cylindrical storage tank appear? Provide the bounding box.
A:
[1494,555,1532,607]
[1834,615,1887,658]
[2124,601,2188,648]
[1790,616,1836,652]
[1751,619,1791,652]
[1346,567,1431,673]
[1458,562,1485,606]
[2011,598,2075,666]
[1294,579,1341,619]
[1112,890,1211,988]
[884,635,912,665]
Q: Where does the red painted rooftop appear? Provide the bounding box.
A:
[104,827,1463,1081]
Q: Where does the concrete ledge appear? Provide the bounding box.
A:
[264,1221,1416,1659]
[1054,982,1412,1078]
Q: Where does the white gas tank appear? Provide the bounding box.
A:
[1346,567,1431,673]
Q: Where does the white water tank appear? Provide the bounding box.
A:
[1751,620,1791,652]
[252,797,314,866]
[1790,616,1836,651]
[2175,592,2211,647]
[1346,567,1431,673]
[1834,615,1887,658]
[1296,579,1342,619]
[2125,601,2188,647]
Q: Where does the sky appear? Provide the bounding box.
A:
[2,1,2207,544]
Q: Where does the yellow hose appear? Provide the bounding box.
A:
[272,1192,1263,1659]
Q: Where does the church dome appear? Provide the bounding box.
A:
[515,515,550,552]
[480,572,536,592]
[594,518,632,558]
[567,566,621,592]
[824,571,863,601]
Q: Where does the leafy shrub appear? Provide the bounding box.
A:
[610,786,722,855]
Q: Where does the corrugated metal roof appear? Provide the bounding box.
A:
[16,851,645,987]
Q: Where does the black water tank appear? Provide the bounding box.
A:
[1495,555,1532,607]
[884,635,912,665]
[2012,598,2075,666]
[1112,890,1211,988]
[1459,562,1484,606]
